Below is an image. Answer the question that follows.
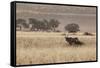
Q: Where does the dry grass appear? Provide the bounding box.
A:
[16,31,96,65]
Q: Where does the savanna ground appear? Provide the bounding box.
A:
[16,31,96,65]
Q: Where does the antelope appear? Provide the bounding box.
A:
[64,33,84,45]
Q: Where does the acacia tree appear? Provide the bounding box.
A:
[16,19,26,30]
[65,23,80,33]
[49,19,60,32]
[36,21,45,31]
[42,19,51,31]
[29,18,39,31]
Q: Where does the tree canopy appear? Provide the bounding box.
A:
[29,18,60,32]
[65,23,80,33]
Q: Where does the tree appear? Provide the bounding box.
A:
[16,19,26,30]
[42,19,50,31]
[22,22,29,28]
[65,23,80,33]
[29,18,39,31]
[49,19,60,32]
[38,20,47,31]
[36,21,45,31]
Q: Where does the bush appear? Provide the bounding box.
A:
[83,32,93,36]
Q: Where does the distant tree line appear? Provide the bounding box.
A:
[16,18,80,33]
[16,18,60,32]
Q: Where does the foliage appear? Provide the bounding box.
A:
[16,19,27,30]
[49,19,60,31]
[29,18,60,32]
[65,23,80,33]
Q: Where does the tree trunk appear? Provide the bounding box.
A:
[20,26,21,31]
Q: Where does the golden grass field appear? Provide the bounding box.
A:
[16,31,96,65]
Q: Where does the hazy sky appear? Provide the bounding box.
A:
[16,3,97,32]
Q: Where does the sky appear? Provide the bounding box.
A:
[16,3,97,32]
